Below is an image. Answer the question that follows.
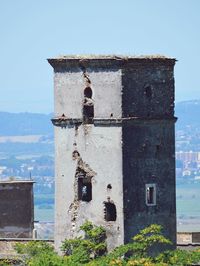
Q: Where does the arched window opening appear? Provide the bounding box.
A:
[83,87,94,124]
[78,177,92,202]
[104,201,117,221]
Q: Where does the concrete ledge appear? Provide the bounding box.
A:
[48,56,176,70]
[51,117,177,128]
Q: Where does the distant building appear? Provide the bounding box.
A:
[48,55,177,252]
[0,180,34,238]
[176,151,200,162]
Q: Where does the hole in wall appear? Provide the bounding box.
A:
[83,87,94,124]
[107,184,112,189]
[78,177,92,202]
[104,201,117,221]
[145,184,156,206]
[83,105,94,123]
[84,87,93,98]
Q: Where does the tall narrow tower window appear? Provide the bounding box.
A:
[104,201,117,221]
[145,184,156,206]
[83,87,94,124]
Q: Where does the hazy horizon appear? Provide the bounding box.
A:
[0,98,198,115]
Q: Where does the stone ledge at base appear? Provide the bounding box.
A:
[177,232,200,245]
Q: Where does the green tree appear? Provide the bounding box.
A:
[61,221,107,264]
[13,222,200,266]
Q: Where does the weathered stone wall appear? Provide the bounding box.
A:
[54,123,124,251]
[0,181,34,238]
[122,62,174,118]
[49,56,176,252]
[54,67,122,119]
[122,62,176,247]
[122,121,176,246]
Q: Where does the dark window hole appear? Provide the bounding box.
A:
[104,202,117,221]
[147,187,154,204]
[83,105,94,124]
[83,87,94,124]
[78,178,92,202]
[84,87,92,98]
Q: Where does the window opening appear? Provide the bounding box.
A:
[83,87,94,124]
[104,201,117,221]
[84,87,92,98]
[78,177,92,202]
[145,184,156,206]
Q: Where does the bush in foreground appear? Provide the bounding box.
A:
[11,222,200,266]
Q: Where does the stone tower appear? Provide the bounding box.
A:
[48,55,176,252]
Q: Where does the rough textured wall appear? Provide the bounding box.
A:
[122,62,174,118]
[53,63,123,251]
[54,125,123,251]
[0,182,34,238]
[49,56,176,253]
[122,121,176,246]
[122,61,176,248]
[54,68,83,118]
[54,67,122,119]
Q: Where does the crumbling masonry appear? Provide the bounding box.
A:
[48,55,177,252]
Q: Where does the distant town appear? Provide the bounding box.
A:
[0,99,200,233]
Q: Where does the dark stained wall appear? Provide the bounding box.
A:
[0,181,34,238]
[122,61,175,118]
[122,61,176,248]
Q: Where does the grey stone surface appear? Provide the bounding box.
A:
[48,55,176,252]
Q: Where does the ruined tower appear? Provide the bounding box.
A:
[48,55,176,252]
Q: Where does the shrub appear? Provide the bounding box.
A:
[61,221,107,264]
[14,223,200,265]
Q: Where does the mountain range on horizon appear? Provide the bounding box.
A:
[0,99,199,136]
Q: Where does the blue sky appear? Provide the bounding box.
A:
[0,0,199,113]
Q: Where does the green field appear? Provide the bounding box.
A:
[176,182,200,232]
[35,205,54,221]
[34,194,54,221]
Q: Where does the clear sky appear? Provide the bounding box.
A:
[0,0,199,113]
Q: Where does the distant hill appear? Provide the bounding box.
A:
[175,100,200,129]
[0,112,53,136]
[0,100,199,136]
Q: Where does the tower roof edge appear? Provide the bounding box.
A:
[47,55,176,68]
